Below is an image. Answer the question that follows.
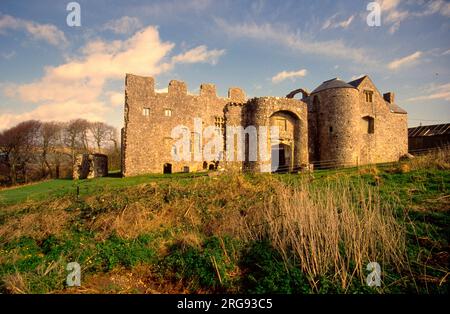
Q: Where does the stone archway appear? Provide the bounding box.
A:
[269,111,300,172]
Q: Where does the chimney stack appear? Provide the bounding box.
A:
[383,92,395,103]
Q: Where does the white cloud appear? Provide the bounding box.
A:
[271,69,307,83]
[406,83,450,102]
[102,16,143,34]
[106,91,124,107]
[0,14,67,47]
[0,101,108,130]
[216,19,375,65]
[1,25,225,129]
[388,51,422,70]
[171,45,225,65]
[322,14,354,30]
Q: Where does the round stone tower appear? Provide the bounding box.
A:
[307,78,360,167]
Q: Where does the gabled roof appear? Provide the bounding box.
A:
[408,123,450,137]
[348,75,368,88]
[311,78,356,94]
[348,75,407,114]
[387,102,407,114]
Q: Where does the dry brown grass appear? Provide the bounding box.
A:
[0,197,74,241]
[0,169,410,293]
[358,165,379,176]
[83,171,266,240]
[54,265,190,294]
[2,272,29,294]
[240,177,407,291]
[408,148,450,171]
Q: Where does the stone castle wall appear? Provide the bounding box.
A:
[306,77,407,167]
[245,97,308,172]
[123,74,407,175]
[73,153,108,180]
[355,78,408,164]
[307,87,360,166]
[123,74,246,176]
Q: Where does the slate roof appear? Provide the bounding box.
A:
[348,75,368,88]
[311,78,356,94]
[387,102,407,114]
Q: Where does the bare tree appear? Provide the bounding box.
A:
[0,120,41,184]
[64,119,90,166]
[0,119,119,184]
[108,127,119,152]
[89,121,115,153]
[39,122,62,178]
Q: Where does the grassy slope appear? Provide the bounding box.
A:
[0,164,448,294]
[0,172,206,206]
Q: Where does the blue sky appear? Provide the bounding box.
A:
[0,0,449,130]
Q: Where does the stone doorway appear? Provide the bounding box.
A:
[163,163,172,174]
[271,143,291,172]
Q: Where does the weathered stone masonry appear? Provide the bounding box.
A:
[122,74,407,176]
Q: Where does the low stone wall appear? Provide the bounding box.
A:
[73,154,108,180]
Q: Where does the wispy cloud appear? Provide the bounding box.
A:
[0,14,67,47]
[406,83,450,102]
[170,45,225,65]
[1,50,15,60]
[102,16,143,34]
[215,19,376,65]
[377,0,450,34]
[321,14,354,30]
[351,74,366,80]
[387,51,422,70]
[271,69,307,83]
[134,0,212,17]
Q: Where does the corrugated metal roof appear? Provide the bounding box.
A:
[311,78,356,94]
[408,123,450,137]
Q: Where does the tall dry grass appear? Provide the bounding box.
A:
[408,147,450,171]
[241,177,407,291]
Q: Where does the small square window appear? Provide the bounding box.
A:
[164,109,172,117]
[143,108,150,116]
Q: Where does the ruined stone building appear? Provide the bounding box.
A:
[121,74,407,176]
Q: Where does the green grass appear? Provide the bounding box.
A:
[0,172,207,206]
[0,164,448,294]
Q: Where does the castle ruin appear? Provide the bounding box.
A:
[121,74,407,176]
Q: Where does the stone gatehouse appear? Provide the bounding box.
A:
[121,74,407,176]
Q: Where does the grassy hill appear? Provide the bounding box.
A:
[0,151,448,294]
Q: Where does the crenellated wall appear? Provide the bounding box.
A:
[123,73,407,175]
[123,74,246,176]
